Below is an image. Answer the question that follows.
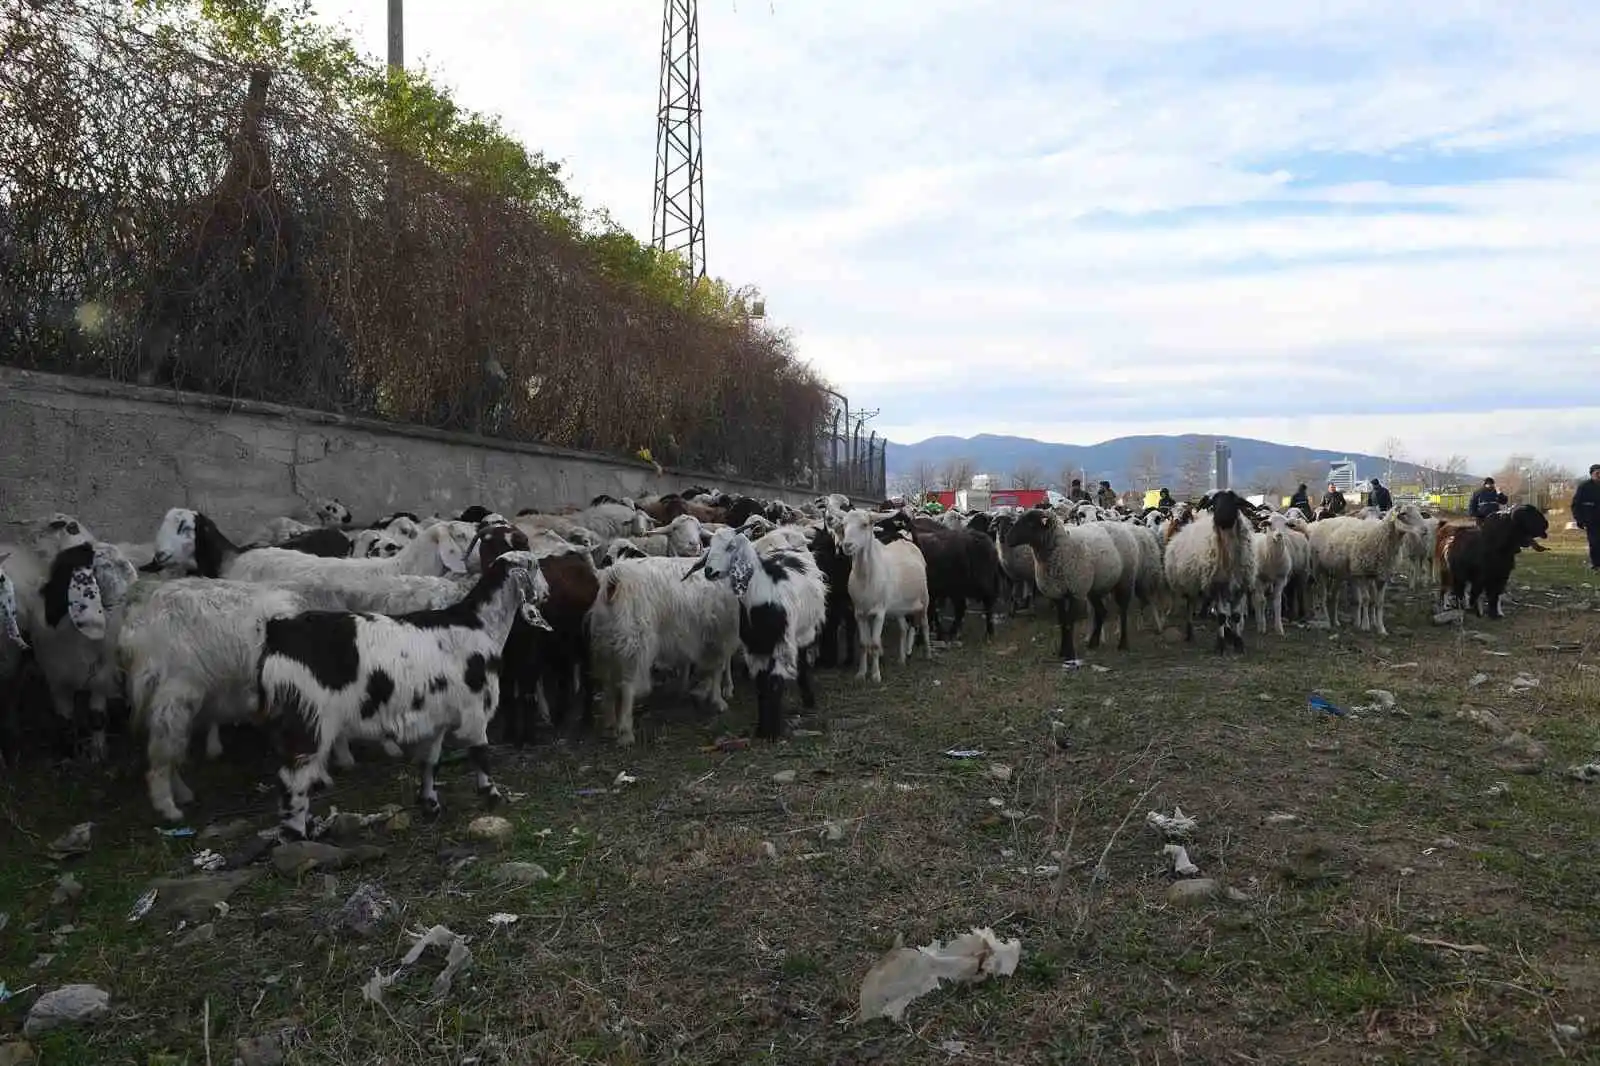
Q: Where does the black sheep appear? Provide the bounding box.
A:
[1445,505,1549,619]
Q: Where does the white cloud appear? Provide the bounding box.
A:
[314,0,1600,471]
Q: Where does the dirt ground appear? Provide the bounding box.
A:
[2,530,1598,1065]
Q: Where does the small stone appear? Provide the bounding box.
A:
[321,812,366,841]
[22,984,110,1038]
[50,874,84,906]
[1166,879,1221,906]
[270,841,386,876]
[0,1041,36,1066]
[175,922,215,948]
[234,1018,298,1066]
[46,823,92,859]
[198,818,256,844]
[29,953,54,970]
[770,770,797,785]
[759,841,778,860]
[494,861,551,885]
[467,816,515,846]
[385,811,411,833]
[148,870,257,923]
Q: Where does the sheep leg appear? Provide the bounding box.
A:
[1113,587,1131,651]
[616,678,641,746]
[415,733,447,816]
[1055,595,1078,662]
[1371,579,1389,636]
[754,668,785,741]
[85,691,109,764]
[276,759,326,840]
[843,613,859,669]
[332,735,356,770]
[467,744,502,805]
[982,593,995,638]
[796,646,817,710]
[1272,579,1287,636]
[918,610,933,661]
[926,598,946,643]
[204,722,224,760]
[853,610,875,681]
[143,685,201,822]
[949,596,968,643]
[1086,594,1107,650]
[899,615,914,664]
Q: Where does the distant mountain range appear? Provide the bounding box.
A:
[885,433,1422,492]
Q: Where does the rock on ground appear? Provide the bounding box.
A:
[148,870,258,923]
[270,841,387,876]
[22,984,110,1038]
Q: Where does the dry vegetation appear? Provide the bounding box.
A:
[2,533,1598,1064]
[0,0,848,486]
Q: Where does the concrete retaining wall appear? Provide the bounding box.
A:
[0,367,852,544]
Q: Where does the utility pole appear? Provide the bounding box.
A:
[652,0,707,280]
[388,0,403,72]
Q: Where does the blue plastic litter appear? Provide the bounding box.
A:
[156,826,196,837]
[1308,694,1346,717]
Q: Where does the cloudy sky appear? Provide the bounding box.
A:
[319,1,1599,473]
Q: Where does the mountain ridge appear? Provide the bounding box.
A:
[885,432,1426,492]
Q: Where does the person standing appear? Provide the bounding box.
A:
[1068,479,1091,503]
[1157,487,1175,513]
[1319,482,1347,517]
[1366,477,1393,513]
[1288,483,1312,515]
[1469,477,1508,525]
[1096,480,1117,509]
[1572,465,1600,570]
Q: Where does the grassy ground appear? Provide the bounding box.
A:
[2,531,1599,1064]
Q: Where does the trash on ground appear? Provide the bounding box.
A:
[1265,812,1298,825]
[701,735,749,754]
[1352,689,1397,714]
[613,771,638,787]
[466,816,514,845]
[823,819,847,842]
[1167,878,1220,905]
[1567,764,1600,783]
[1146,806,1198,839]
[1509,673,1540,692]
[362,925,473,1003]
[1486,781,1511,798]
[50,874,84,906]
[191,849,226,872]
[1089,664,1110,674]
[857,927,1022,1023]
[47,823,92,859]
[986,763,1013,782]
[1307,694,1345,717]
[1404,934,1490,955]
[487,913,519,927]
[1468,673,1490,688]
[1061,659,1084,671]
[126,889,158,923]
[771,770,797,785]
[155,827,195,838]
[1163,844,1200,876]
[0,981,35,1005]
[943,749,985,759]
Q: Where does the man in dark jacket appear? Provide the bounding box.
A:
[1469,477,1507,524]
[1068,479,1091,503]
[1096,480,1118,509]
[1319,482,1347,516]
[1572,465,1600,569]
[1288,483,1312,515]
[1366,477,1393,513]
[1157,487,1175,513]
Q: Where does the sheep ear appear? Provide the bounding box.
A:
[519,601,553,630]
[682,555,707,581]
[436,529,469,574]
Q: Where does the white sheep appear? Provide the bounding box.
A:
[1162,492,1259,653]
[258,551,551,838]
[1307,508,1424,636]
[752,526,811,554]
[837,510,931,683]
[623,513,705,557]
[1251,514,1294,636]
[686,527,828,739]
[1002,509,1135,662]
[585,554,741,746]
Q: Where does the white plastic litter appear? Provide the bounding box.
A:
[191,849,226,872]
[1163,844,1200,876]
[126,889,158,923]
[857,927,1022,1022]
[362,925,473,1003]
[487,913,519,926]
[613,771,638,786]
[1146,806,1198,839]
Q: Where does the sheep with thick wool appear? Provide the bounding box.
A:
[1003,509,1136,663]
[1250,514,1295,636]
[585,554,741,746]
[686,527,828,740]
[836,510,931,683]
[1306,507,1424,636]
[1163,491,1258,653]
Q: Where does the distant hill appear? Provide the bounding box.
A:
[885,433,1417,492]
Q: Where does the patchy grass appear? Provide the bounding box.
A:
[3,532,1599,1064]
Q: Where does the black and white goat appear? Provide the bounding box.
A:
[257,549,551,838]
[684,528,827,740]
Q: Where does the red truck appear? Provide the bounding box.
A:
[927,489,1048,511]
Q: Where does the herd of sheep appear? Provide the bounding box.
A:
[0,483,1551,838]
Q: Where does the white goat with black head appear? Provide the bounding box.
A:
[684,527,827,740]
[257,549,551,838]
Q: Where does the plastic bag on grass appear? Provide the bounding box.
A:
[857,927,1021,1022]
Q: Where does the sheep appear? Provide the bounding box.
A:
[271,527,352,558]
[600,538,650,567]
[753,526,811,553]
[1163,491,1258,653]
[119,578,313,820]
[837,510,931,682]
[685,527,827,740]
[1003,509,1135,663]
[806,524,858,671]
[1439,505,1549,619]
[1280,518,1315,625]
[370,513,422,541]
[1126,522,1169,632]
[246,497,354,545]
[0,554,25,767]
[623,513,705,557]
[1251,514,1294,636]
[351,529,406,559]
[258,550,552,838]
[1308,507,1426,635]
[912,524,1001,643]
[150,508,472,583]
[585,554,741,746]
[989,513,1038,614]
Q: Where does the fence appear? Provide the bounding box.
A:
[0,0,874,497]
[815,404,887,500]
